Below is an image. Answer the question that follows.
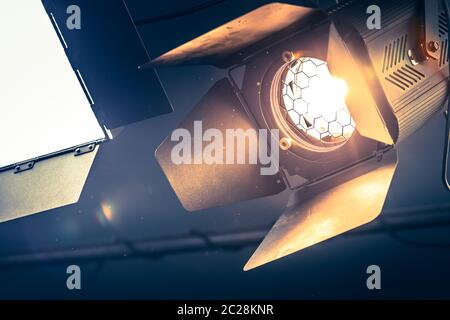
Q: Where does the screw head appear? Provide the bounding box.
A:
[282,51,294,63]
[279,137,292,151]
[428,41,440,52]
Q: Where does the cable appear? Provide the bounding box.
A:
[1,204,450,269]
[378,217,450,249]
[133,0,229,26]
[443,0,450,190]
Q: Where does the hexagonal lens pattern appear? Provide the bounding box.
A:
[281,57,355,144]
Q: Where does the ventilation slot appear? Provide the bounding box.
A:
[382,35,407,73]
[440,38,449,67]
[439,11,448,38]
[385,65,425,91]
[385,75,408,91]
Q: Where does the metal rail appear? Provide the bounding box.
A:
[1,204,450,269]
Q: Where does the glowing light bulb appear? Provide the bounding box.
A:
[281,57,355,144]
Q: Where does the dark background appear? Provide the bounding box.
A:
[1,0,450,299]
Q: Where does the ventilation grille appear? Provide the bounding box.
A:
[439,38,449,67]
[439,11,448,38]
[382,35,408,73]
[385,65,425,91]
[439,10,449,68]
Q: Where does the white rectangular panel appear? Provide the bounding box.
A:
[0,0,105,169]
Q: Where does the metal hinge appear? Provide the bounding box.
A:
[74,143,96,156]
[374,150,384,162]
[14,161,35,174]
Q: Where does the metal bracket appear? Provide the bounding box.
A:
[14,161,35,174]
[74,143,96,157]
[10,143,97,175]
[373,149,385,162]
[424,0,441,60]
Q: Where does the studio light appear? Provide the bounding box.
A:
[278,56,355,149]
[150,0,450,270]
[0,0,172,222]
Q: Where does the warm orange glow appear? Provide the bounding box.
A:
[327,24,394,145]
[101,202,113,221]
[151,4,315,66]
[244,152,398,271]
[281,57,355,142]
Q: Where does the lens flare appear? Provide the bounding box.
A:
[100,202,114,222]
[281,57,355,145]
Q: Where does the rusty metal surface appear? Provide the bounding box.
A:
[155,78,286,211]
[244,149,398,270]
[148,3,317,67]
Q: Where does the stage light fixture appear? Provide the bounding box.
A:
[150,0,450,270]
[0,0,172,222]
[278,56,355,149]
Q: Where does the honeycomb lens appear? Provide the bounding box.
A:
[280,57,355,149]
